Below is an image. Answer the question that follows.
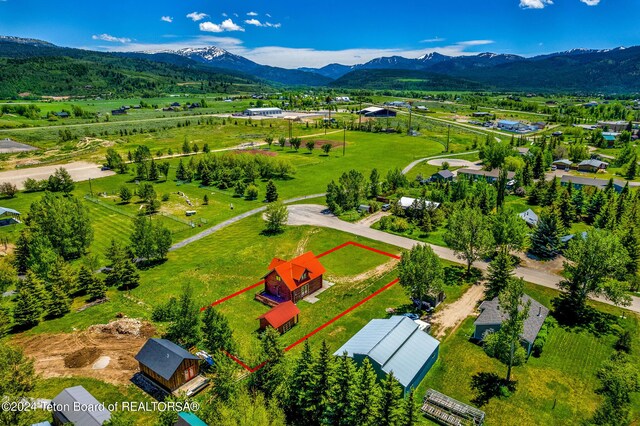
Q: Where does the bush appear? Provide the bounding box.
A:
[390,217,410,233]
[23,178,48,193]
[245,184,259,200]
[531,316,556,357]
[0,182,18,198]
[161,193,170,202]
[378,216,391,230]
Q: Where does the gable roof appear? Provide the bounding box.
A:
[552,159,573,166]
[457,168,516,179]
[52,386,111,426]
[176,412,208,426]
[433,169,454,179]
[398,197,440,210]
[134,338,199,381]
[560,175,625,190]
[266,252,325,292]
[334,316,440,389]
[259,301,300,328]
[475,295,549,344]
[0,207,20,216]
[518,209,539,226]
[578,159,608,168]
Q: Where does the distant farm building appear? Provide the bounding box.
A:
[473,294,549,355]
[135,338,200,392]
[111,109,126,115]
[334,316,440,393]
[577,159,608,172]
[243,107,283,116]
[472,111,492,118]
[52,386,111,426]
[54,111,70,118]
[598,120,629,132]
[258,300,300,334]
[256,252,326,306]
[0,207,20,227]
[357,107,397,118]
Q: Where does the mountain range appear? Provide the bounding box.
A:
[1,35,640,94]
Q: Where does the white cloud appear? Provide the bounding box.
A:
[186,12,208,22]
[91,33,131,43]
[200,19,244,33]
[421,37,445,43]
[519,0,553,9]
[247,11,258,16]
[160,16,173,23]
[233,13,238,17]
[244,19,281,28]
[99,37,496,69]
[266,13,271,18]
[580,0,600,5]
[222,13,228,17]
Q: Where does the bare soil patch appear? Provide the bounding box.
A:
[0,161,115,190]
[11,318,155,385]
[431,284,486,339]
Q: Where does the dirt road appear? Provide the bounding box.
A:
[286,204,640,314]
[0,161,114,190]
[431,284,486,339]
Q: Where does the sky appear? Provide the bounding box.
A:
[0,0,639,69]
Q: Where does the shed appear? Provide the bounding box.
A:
[135,338,200,391]
[258,300,300,334]
[175,412,208,426]
[473,295,549,355]
[357,107,396,118]
[334,316,440,393]
[52,386,111,426]
[243,107,282,116]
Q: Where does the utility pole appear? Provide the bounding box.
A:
[358,97,362,129]
[407,102,413,135]
[446,124,451,152]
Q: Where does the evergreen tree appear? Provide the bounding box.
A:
[87,274,107,301]
[287,340,317,425]
[13,271,46,328]
[557,191,575,229]
[496,168,508,208]
[532,151,544,179]
[119,186,132,203]
[379,372,403,426]
[586,190,606,224]
[544,176,559,206]
[119,259,140,291]
[201,306,236,353]
[175,159,186,181]
[76,265,94,295]
[499,278,530,382]
[402,389,419,426]
[149,160,159,181]
[325,353,359,426]
[310,340,335,424]
[48,257,76,295]
[165,284,200,348]
[487,250,515,298]
[0,306,11,338]
[529,207,564,259]
[46,282,71,318]
[252,326,285,396]
[354,358,382,426]
[265,180,278,202]
[369,168,380,198]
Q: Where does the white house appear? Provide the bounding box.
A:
[398,197,440,210]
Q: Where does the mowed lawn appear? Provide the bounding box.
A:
[418,284,640,426]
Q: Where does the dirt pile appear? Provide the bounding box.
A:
[88,318,155,338]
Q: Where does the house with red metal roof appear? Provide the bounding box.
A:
[258,301,300,334]
[256,252,326,307]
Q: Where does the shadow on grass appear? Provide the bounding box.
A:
[551,295,619,337]
[444,265,483,286]
[136,258,168,271]
[470,372,517,407]
[260,229,285,237]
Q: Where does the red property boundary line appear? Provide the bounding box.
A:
[203,241,400,372]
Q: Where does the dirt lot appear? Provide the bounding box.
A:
[0,161,115,190]
[11,318,155,385]
[431,283,486,339]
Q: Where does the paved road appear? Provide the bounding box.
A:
[286,204,640,314]
[169,193,326,251]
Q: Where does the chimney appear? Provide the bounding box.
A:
[537,306,542,316]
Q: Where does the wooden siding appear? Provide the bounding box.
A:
[139,358,200,391]
[264,272,323,303]
[259,315,299,334]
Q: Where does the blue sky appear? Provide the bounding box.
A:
[0,0,638,68]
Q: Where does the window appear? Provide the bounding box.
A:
[301,271,309,281]
[300,284,310,297]
[276,275,281,281]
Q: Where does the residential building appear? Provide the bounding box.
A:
[457,168,515,183]
[111,109,126,115]
[357,107,396,118]
[135,338,200,392]
[473,295,549,355]
[52,386,111,426]
[334,316,440,393]
[560,175,625,193]
[430,169,454,182]
[472,111,493,117]
[257,252,326,306]
[598,120,629,132]
[577,159,608,172]
[497,120,529,132]
[243,107,283,116]
[258,300,300,334]
[552,159,573,169]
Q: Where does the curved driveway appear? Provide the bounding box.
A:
[287,204,640,314]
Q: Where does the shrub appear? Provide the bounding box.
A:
[162,193,170,202]
[245,184,259,200]
[531,316,557,357]
[151,297,179,321]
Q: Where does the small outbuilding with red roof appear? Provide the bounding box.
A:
[258,251,326,306]
[258,301,301,334]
